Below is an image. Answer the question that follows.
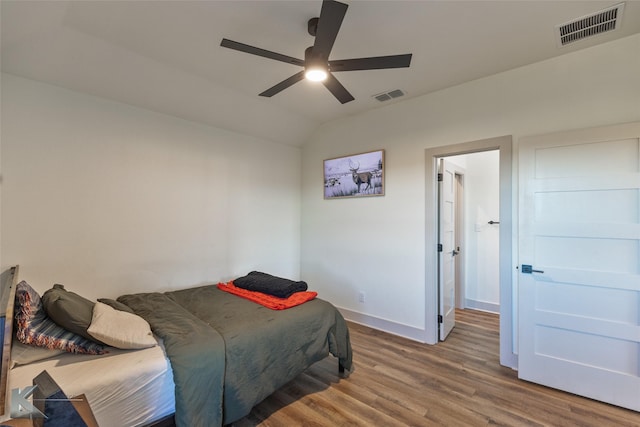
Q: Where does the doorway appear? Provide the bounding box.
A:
[446,151,501,313]
[425,135,515,368]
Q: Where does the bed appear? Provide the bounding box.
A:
[5,342,176,426]
[0,266,352,427]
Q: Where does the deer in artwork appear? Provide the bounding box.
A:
[349,160,373,193]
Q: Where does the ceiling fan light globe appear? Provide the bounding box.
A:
[305,68,328,82]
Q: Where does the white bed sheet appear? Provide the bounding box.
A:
[1,344,175,426]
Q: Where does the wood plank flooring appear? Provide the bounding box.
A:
[233,309,640,426]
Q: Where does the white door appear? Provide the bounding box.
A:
[438,159,457,340]
[518,122,640,411]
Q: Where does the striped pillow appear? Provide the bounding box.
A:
[15,281,106,355]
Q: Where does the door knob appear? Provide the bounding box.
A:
[521,264,544,274]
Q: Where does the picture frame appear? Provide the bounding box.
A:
[324,149,384,199]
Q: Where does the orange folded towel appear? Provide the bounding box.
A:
[217,281,317,310]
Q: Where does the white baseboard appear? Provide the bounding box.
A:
[465,299,499,314]
[337,307,428,343]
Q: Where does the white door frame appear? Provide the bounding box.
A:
[425,135,516,369]
[454,170,465,310]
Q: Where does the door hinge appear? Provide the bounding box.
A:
[437,243,443,252]
[438,315,443,323]
[437,173,443,182]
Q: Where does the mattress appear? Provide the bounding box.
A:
[1,343,175,426]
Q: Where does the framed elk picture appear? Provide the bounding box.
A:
[323,149,384,199]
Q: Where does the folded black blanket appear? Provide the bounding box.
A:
[233,271,308,298]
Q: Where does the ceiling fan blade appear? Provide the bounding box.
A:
[330,54,412,72]
[323,73,354,104]
[221,38,304,66]
[313,0,348,61]
[259,71,306,97]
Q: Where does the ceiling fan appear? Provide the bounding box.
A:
[220,0,412,104]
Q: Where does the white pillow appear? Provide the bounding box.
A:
[87,302,157,349]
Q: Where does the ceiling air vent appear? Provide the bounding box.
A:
[374,89,405,102]
[556,3,624,47]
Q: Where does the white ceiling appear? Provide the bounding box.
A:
[2,0,639,146]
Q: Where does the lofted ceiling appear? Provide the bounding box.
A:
[2,1,639,146]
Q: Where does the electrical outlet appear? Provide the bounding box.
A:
[358,291,366,303]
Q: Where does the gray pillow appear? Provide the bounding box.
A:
[42,284,99,342]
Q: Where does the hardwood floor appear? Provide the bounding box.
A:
[233,309,640,426]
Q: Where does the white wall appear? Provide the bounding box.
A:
[0,74,302,299]
[301,34,640,341]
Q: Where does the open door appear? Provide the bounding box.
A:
[518,122,640,410]
[438,159,457,340]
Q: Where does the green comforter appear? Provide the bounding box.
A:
[118,285,352,427]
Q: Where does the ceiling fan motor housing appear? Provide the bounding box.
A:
[305,47,328,69]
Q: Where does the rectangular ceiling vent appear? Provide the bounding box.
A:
[374,89,405,102]
[556,3,625,47]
